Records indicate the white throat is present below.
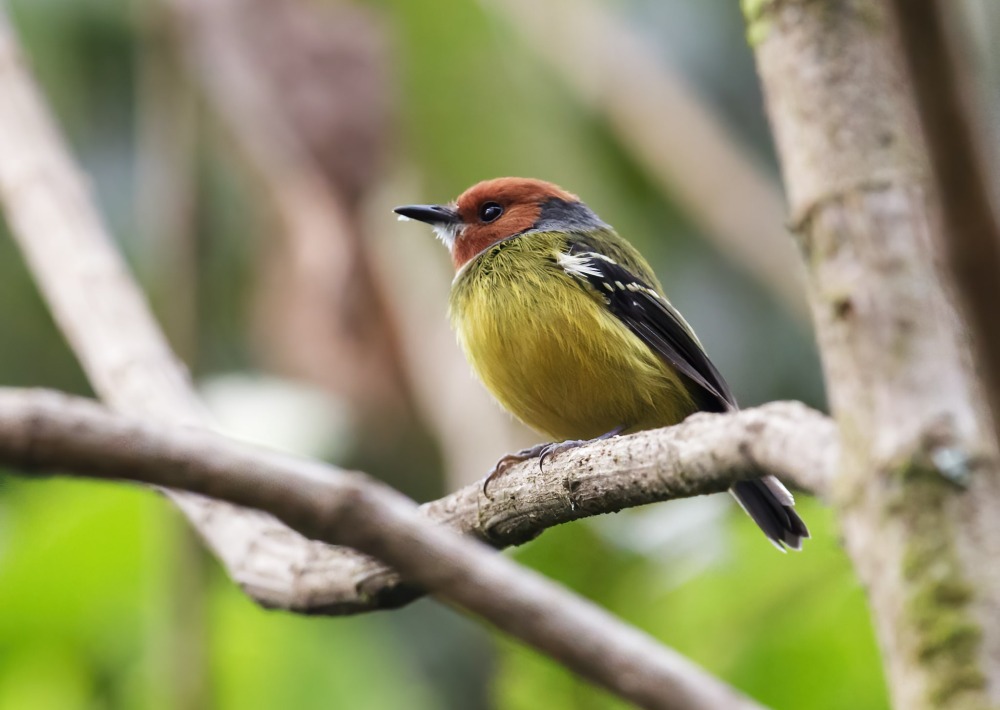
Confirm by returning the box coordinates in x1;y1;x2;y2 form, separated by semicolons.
433;222;462;249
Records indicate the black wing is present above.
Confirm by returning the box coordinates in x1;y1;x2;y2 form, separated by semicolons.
559;242;810;550
562;244;736;413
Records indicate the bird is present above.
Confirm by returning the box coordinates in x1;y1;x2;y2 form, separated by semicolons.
395;177;809;550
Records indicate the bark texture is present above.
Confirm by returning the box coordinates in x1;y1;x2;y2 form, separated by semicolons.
0;388;830;613
746;1;1000;707
0;388;800;710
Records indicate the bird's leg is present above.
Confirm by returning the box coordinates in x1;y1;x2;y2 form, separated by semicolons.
483;426;626;496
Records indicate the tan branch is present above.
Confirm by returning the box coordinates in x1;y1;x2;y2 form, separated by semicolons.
0;388;832;613
0;389;829;710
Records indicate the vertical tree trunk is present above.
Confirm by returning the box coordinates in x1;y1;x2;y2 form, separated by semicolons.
745;1;1000;708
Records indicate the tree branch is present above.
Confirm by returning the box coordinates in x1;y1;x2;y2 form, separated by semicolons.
0;388;832;613
0;3;373;613
0;388;828;710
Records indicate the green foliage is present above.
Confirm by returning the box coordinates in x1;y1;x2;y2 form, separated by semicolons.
495;502;888;710
894;461;985;708
0;476;443;709
209;594;439;710
0;477;162;708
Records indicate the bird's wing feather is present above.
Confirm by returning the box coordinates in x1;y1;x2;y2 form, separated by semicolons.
555;232;809;550
561;239;736;412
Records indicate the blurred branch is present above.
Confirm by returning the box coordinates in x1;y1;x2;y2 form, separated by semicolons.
889;0;1000;444
162;0;411;418
135;10;210;709
0;389;813;710
176;396;833;614
136;1;201;364
0;4;315;612
485;0;808;318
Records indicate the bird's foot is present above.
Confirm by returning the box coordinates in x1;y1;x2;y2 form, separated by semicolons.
482;427;626;496
483;443;556;496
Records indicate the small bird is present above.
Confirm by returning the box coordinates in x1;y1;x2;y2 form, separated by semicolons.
395;178;808;550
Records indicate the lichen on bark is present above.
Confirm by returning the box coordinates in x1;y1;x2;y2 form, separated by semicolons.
893;459;985;707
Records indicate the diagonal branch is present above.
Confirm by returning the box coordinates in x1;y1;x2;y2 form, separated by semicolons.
0;390;834;710
0;4;316;610
0;389;833;613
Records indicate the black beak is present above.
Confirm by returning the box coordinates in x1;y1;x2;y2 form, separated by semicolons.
394;204;460;225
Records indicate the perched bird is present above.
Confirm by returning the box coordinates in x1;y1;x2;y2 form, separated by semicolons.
395;178;808;550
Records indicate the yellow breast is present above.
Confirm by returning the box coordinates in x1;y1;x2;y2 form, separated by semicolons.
449;235;697;441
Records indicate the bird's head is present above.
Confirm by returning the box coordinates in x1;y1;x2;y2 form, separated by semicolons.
394;177;605;269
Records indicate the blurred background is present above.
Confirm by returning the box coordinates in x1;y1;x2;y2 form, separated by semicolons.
11;0;998;708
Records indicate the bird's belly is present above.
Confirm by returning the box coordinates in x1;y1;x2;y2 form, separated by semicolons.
454;279;697;441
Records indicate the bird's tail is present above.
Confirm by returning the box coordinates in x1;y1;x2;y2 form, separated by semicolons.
730;476;810;551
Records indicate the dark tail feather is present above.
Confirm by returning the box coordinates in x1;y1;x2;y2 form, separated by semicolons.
730;476;810;551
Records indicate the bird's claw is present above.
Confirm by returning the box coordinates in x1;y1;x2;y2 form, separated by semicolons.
537;440;586;471
482;439;589;497
483;446;541;497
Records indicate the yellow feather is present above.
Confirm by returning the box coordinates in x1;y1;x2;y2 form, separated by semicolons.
450;232;698;441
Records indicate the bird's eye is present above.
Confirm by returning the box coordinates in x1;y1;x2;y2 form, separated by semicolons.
478;202;504;223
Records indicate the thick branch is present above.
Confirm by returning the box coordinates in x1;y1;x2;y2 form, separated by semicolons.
0;389;832;612
0;389;825;710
